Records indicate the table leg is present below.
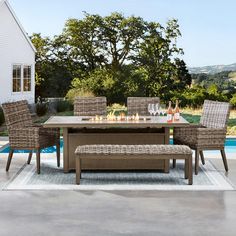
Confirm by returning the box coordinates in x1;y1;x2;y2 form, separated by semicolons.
164;127;170;173
188;155;193;185
63;128;69;173
76;157;81;185
184;158;188;179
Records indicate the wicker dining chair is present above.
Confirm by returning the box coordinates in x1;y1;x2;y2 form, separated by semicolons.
74;97;107;116
173;100;230;175
2;100;60;174
127;97;160;116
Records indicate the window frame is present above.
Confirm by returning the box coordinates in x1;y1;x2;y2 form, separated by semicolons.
12;64;22;94
12;64;33;94
23;65;32;92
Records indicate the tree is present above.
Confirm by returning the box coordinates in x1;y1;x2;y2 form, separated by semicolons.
230;93;236;107
31;33;73;98
135;19;189;100
206;84;227;101
32;13;192;104
63;12;145;72
30;33;50;97
173;59;192;90
182;86;207;108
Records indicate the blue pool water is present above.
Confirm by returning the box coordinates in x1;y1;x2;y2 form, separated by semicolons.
0;141;64;154
0;139;235;154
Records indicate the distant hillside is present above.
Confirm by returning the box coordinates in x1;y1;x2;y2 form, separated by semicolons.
189;63;236;74
229;71;236;81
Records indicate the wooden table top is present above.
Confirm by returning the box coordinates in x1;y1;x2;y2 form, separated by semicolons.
43;116;189;128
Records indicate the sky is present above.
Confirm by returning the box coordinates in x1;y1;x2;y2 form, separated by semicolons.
8;0;236;67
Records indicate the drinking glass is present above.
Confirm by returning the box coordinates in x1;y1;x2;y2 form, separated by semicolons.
159;104;166;116
154;103;160;116
152;104;157;116
148;103;154;116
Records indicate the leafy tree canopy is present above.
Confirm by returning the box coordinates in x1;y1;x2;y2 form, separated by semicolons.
31;12;191;104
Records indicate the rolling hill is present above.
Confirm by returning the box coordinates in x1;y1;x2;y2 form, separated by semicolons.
189;63;236;74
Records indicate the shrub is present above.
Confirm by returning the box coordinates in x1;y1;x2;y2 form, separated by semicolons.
230;94;236;108
36;102;48;116
55;100;73;113
66;86;94;102
0;107;5;125
181;86;207;108
107;103;126;115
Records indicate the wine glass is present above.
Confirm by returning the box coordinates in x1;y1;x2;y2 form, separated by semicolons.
154;103;160;116
152;104;158;116
148;103;154;116
159;104;166;116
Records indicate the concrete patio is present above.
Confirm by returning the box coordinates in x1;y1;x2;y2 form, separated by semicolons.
0;136;8;148
0;147;236;235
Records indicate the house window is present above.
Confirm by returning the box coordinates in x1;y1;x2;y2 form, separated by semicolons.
12;65;21;92
23;65;31;92
12;64;32;92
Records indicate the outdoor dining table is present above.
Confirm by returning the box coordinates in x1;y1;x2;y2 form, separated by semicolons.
43;116;189;173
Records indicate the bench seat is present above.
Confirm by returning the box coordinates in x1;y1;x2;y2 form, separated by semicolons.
75;144;193;185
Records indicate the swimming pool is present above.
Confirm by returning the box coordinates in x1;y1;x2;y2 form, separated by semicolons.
0;138;235;153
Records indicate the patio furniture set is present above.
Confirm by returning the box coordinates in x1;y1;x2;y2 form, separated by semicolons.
1;97;231;186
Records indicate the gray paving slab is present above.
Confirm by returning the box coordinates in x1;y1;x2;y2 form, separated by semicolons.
0;154;236;235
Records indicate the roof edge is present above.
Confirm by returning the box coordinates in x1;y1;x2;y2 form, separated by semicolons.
0;0;6;7
4;0;37;52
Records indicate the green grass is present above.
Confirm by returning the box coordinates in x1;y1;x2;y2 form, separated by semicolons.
0;129;8;136
181;113;201;124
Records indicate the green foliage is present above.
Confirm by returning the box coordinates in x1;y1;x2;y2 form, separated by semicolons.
55;100;73;113
0;107;5;125
65;81;94;102
31;13;236;108
192;71;236;99
230;94;236;107
170;84;228;108
229;71;236;80
31;33;73;98
134;19;191;101
31;13;190;104
188;70;236;107
107;103;127;115
63;12;145;72
66;66;148;104
206;84;227;101
182;86;207;108
181;113;201;124
36;102;48;116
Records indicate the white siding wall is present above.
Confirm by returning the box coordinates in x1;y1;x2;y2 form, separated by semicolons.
0;1;35;104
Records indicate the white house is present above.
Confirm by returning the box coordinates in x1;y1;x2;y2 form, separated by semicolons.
0;0;36;104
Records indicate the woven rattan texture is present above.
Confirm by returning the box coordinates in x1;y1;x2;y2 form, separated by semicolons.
74;97;107;116
75;144;192;155
200;100;230;128
173;100;230;149
127;97;160;116
2;100;33;129
2;100;60;149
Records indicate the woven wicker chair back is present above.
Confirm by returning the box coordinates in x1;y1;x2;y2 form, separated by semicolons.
2;100;33;129
127;97;160;116
200;100;230;129
74;97;107;116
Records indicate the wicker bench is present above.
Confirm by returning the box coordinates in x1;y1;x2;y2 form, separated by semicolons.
75;144;193;185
